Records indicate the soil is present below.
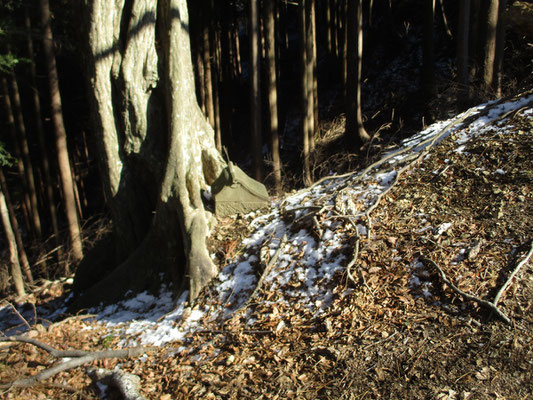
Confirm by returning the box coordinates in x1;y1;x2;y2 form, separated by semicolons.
1;109;532;399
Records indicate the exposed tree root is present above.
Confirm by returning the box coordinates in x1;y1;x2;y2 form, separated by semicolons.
421;240;533;325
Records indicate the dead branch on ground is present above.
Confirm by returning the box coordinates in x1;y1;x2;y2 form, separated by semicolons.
421;241;533;325
0;335;152;390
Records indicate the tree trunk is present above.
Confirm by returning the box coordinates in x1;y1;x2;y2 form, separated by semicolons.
309;0;317;152
0;169;33;284
0;76;32;236
40;0;83;262
264;0;282;193
483;0;499;93
457;0;471;106
250;0;263;181
0;187;25;297
345;0;370;149
300;0;312;186
493;0;507;97
7;71;42;241
202;7;216;132
76;0;225;306
24;6;63;261
422;0;436;100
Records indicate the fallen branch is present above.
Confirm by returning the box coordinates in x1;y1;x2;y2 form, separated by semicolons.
0;335;152;389
493;241;533;306
421;256;511;325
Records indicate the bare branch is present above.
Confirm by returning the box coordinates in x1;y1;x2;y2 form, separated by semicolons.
421;256;511;325
493;241;533;306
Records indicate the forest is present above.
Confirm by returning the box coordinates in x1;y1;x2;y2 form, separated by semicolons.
0;0;532;398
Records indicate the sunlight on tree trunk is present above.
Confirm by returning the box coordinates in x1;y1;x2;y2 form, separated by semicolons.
345;0;370;149
264;0;282;193
77;0;226;305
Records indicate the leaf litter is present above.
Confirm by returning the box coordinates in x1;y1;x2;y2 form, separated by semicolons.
1;92;533;399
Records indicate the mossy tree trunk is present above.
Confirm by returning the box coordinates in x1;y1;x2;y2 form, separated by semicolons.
76;0;225;306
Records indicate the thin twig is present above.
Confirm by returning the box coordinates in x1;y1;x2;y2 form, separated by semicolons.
493;241;533;306
235;235;288;314
5;302;32;331
421;256;511;325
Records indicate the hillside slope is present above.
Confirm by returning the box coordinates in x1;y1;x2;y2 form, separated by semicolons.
1;92;532;399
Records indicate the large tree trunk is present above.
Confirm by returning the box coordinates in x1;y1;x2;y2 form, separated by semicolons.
76;0;225;306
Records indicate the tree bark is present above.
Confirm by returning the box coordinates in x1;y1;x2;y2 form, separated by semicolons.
0;76;32;236
77;0;225;305
0;187;25;297
457;0;471;106
300;0;312;186
483;0;499;93
422;0;436;100
264;0;282;193
345;0;370;149
6;71;42;241
40;0;83;262
0;169;33;284
493;0;507;97
24;6;63;261
250;0;263;181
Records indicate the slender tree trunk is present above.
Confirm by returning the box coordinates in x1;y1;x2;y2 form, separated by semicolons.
7;71;42;240
310;0;318;152
345;0;370;149
483;0;499;93
457;0;471;106
264;0;282;193
0;76;32;235
469;0;482;82
250;0;263;181
422;0;436;100
0;169;33;284
300;0;312;186
40;0;83;262
24;6;63;260
202;8;216;131
0;188;25;297
493;0;507;97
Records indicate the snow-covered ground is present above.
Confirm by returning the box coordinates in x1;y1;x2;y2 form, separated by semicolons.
2;93;532;348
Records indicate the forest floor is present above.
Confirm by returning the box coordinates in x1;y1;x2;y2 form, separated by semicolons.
1;93;532;399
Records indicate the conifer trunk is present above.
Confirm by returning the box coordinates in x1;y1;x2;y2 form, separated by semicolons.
40;0;83;262
250;0;263;181
264;0;282;192
0;188;25;297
